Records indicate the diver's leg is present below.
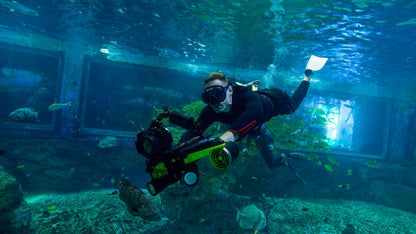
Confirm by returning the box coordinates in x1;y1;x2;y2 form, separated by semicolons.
290;81;310;112
267;81;310;115
254;125;284;169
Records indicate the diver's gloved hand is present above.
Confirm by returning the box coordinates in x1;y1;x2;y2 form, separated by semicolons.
305;69;313;78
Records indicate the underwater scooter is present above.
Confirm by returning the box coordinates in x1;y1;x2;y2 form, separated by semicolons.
135;107;239;196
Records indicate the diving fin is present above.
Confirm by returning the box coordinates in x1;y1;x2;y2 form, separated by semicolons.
306;55;328;71
284;161;306;185
236;209;241;222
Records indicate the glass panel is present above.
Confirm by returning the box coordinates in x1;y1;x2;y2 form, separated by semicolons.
82;58;202;132
271;93;390;158
302;95;388;155
0;47;60;125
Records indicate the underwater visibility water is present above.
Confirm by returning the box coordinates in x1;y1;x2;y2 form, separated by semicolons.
0;0;415;233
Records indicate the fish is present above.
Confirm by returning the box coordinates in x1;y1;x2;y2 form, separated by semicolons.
314;108;326;115
0;67;43;87
309;132;327;140
123;97;146;105
48;102;71;111
347;169;353;176
312;141;330;150
327;156;340;166
9;107;39;121
112;177;162;221
0;0;38;16
305;153;319;160
236;205;266;233
312;116;327;125
300;206;308;211
98;136;118;148
366;160;381;168
17;165;25;169
324;164;333;173
314;161;322;167
154;47;181;58
49;206;56;211
299;133;314;141
339;184;351;190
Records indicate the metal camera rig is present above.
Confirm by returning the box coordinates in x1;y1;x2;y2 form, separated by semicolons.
135;107;239;196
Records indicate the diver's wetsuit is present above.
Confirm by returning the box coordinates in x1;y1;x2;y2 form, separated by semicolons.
182;80;310;169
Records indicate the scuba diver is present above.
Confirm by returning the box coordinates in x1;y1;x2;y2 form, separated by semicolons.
135;56;327;195
180;68;315;171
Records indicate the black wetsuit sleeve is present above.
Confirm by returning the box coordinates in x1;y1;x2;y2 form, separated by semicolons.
228;92;264;141
179;106;215;143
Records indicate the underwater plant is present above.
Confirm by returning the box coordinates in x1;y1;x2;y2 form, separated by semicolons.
181;101;206;120
179;101;224;137
153;101;225;143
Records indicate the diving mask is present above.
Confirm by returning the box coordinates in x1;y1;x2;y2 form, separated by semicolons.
201;85;229;105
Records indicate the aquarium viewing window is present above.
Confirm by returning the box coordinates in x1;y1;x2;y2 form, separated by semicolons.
78;56;203;136
0;43;64;135
287;94;392;159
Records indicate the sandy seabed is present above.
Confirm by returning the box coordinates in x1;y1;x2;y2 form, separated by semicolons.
25;189;416;234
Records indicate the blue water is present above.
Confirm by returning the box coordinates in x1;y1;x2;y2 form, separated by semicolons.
0;0;414;91
0;1;416;233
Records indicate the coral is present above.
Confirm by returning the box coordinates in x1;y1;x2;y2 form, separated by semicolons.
113;177;162;221
181;101;206;121
0;166;23;211
26;190;168;233
0;166;31;233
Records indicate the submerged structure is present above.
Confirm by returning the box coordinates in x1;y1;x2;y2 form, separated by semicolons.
0;0;415;233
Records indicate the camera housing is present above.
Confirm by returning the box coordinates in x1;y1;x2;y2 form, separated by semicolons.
135;127;173;158
135;107;239;196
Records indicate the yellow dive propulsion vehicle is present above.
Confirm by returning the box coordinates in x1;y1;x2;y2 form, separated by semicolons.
135;107;239;196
